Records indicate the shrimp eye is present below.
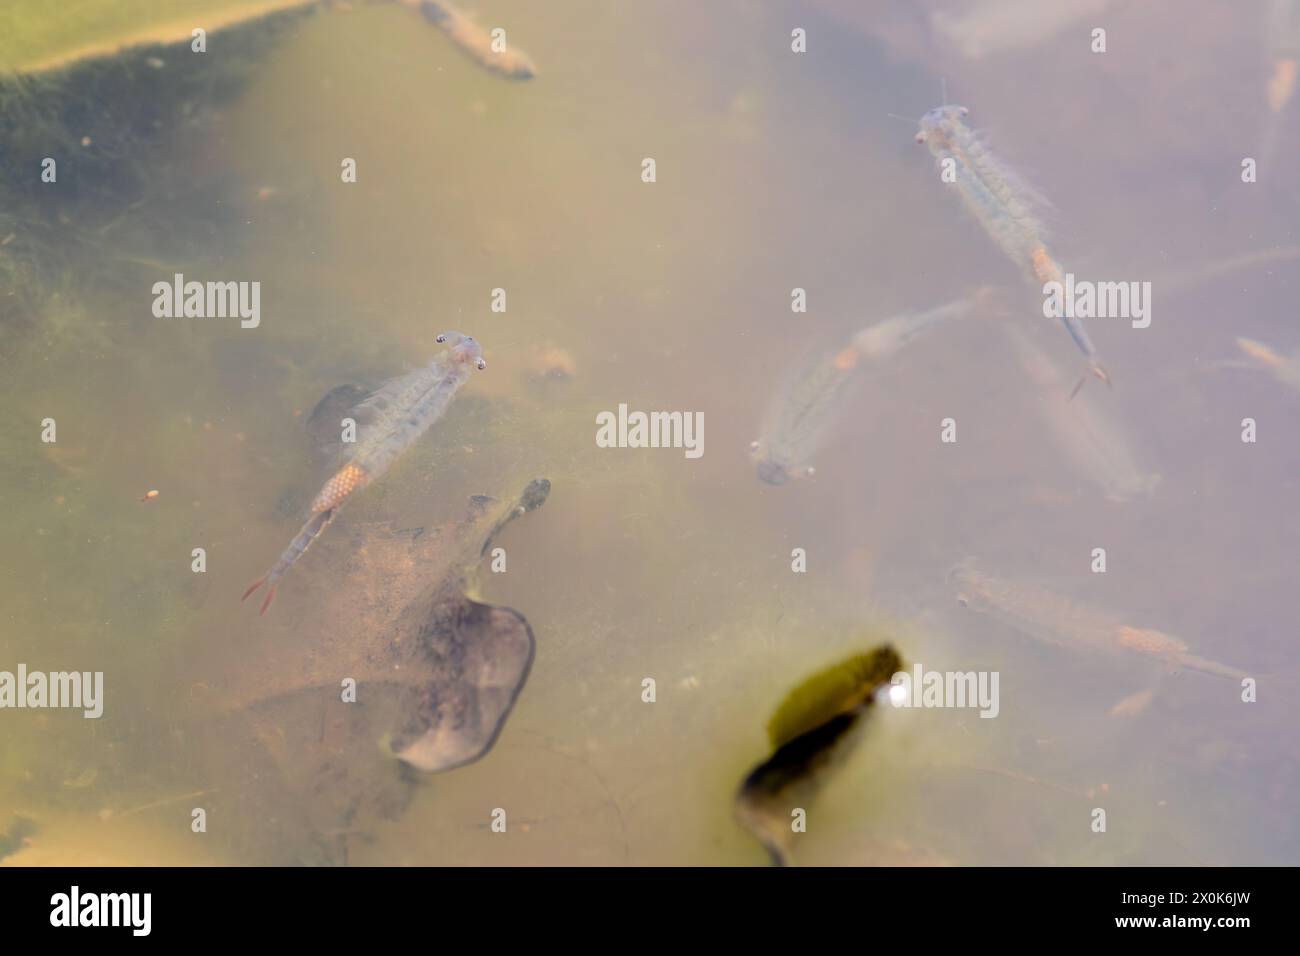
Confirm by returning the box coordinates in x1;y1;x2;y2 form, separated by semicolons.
915;132;926;144
466;336;474;342
476;358;487;370
436;334;447;343
749;440;760;451
958;106;969;117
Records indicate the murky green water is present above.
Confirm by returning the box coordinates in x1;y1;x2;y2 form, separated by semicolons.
2;0;1298;865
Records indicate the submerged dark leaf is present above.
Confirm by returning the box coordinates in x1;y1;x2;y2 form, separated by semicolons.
389;599;535;773
735;644;902;866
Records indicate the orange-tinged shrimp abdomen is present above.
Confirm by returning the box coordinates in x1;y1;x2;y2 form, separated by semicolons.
1236;337;1284;368
1030;247;1060;285
311;462;369;513
832;346;861;372
1269;58;1298;114
1116;625;1188;656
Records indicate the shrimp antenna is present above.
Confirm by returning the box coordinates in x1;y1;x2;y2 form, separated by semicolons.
885;112;915;124
940;76;949;107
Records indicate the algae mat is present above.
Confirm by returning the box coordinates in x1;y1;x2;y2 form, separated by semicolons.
0;0;318;74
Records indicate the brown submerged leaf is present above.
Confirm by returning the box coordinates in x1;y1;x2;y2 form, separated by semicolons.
735;644;902;867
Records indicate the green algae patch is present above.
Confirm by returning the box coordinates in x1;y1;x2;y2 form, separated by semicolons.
0;0;317;75
0;4;310;360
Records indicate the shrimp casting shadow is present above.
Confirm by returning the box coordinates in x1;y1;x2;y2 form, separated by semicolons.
199;354;551;860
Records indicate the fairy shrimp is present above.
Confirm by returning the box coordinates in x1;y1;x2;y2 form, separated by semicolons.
404;0;538;80
1237;337;1286;368
949;560;1250;680
750;294;988;485
242;332;486;613
1232;336;1300;391
915;104;1109;392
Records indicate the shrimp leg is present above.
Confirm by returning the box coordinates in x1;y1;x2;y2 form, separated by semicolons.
241;509;337;615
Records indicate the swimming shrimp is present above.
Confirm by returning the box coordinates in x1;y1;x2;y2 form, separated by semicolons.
950;560;1250;681
750;293;989;484
916;104;1109;394
242;332;486;613
403;0;538;80
1233;336;1300;392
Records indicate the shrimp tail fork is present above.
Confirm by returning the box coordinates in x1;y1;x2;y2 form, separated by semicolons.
1069;361;1112;401
241;509;336;614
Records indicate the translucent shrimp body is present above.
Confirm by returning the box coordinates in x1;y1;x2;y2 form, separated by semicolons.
917;105;1107;386
411;0;538;80
950;560;1249;679
243;332;485;613
917;106;1049;267
751;296;982;485
1236;337;1300;392
345;332;485;486
950;560;1117;654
